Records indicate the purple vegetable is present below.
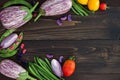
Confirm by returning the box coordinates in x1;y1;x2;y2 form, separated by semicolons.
41;0;72;16
0;33;18;49
60;16;67;21
59;56;64;63
0;2;39;29
68;14;72;21
46;54;54;59
57;19;62;26
51;59;63;77
35;0;72;21
0;59;36;80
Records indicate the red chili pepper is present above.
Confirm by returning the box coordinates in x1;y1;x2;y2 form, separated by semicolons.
18;35;23;40
100;3;108;11
62;56;76;77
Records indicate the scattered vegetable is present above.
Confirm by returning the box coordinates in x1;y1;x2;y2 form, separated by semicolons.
51;59;63;77
72;0;94;16
0;2;39;29
100;3;108;11
0;59;36;80
0;30;24;58
77;0;88;5
46;54;54;59
62;56;76;77
2;0;32;9
34;0;72;21
0;33;18;49
59;56;64;63
57;19;62;26
87;0;100;11
28;57;64;80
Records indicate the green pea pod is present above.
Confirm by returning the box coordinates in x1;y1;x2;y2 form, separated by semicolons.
7;32;23;52
2;0;32;9
0;49;17;58
0;29;16;42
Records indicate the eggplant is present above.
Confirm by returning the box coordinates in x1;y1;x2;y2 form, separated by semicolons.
0;59;36;80
0;33;18;49
35;0;72;21
0;2;39;29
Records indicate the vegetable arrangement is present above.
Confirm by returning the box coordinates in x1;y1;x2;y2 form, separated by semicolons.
28;56;76;80
0;29;23;58
0;59;36;80
0;2;39;29
0;0;109;79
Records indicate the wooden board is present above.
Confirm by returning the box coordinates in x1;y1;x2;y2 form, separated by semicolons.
0;0;120;80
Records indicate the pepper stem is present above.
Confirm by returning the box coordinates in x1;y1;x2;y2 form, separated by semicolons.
30;2;39;13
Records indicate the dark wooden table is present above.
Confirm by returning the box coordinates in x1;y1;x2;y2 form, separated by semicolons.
0;0;120;80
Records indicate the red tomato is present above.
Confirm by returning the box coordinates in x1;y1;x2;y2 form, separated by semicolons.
62;59;75;77
100;3;107;11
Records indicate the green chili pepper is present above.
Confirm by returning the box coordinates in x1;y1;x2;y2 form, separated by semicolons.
2;0;32;9
0;29;16;42
0;49;18;58
7;32;23;52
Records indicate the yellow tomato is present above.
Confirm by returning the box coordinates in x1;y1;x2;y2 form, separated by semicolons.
88;0;100;11
77;0;88;5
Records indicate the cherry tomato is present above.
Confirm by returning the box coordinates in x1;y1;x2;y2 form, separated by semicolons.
62;56;76;77
100;3;107;11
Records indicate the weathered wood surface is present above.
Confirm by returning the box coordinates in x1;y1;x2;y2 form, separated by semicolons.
0;0;120;80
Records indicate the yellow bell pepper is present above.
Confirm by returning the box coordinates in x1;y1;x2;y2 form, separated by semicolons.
77;0;88;5
87;0;100;11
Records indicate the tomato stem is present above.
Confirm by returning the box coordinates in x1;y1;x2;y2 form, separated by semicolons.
69;56;75;60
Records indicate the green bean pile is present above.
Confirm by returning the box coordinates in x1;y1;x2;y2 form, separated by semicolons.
28;57;64;80
72;0;94;16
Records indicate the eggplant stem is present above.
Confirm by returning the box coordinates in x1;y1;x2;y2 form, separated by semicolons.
30;2;39;13
34;11;42;22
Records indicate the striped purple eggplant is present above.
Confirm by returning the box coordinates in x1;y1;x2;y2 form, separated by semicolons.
35;0;72;21
0;59;36;80
0;33;18;49
0;2;39;29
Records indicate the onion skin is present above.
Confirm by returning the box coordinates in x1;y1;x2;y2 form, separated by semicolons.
0;59;26;79
41;0;72;16
0;6;29;29
0;33;18;49
51;59;63;77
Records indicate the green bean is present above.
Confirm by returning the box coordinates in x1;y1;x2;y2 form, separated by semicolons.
0;29;16;42
2;0;32;9
29;63;44;80
33;63;53;80
44;58;52;70
0;49;17;58
71;7;79;15
36;57;52;72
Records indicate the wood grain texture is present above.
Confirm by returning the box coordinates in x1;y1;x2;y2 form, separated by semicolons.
0;0;120;80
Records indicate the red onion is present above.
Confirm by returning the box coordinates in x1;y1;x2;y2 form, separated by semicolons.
51;59;63;77
46;54;54;59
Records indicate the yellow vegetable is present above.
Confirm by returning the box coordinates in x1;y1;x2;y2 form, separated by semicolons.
77;0;88;5
88;0;100;11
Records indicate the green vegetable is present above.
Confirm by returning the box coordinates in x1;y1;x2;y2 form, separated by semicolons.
17;72;36;80
72;0;94;16
28;57;63;80
0;29;16;42
7;32;24;52
0;50;18;58
2;0;32;9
